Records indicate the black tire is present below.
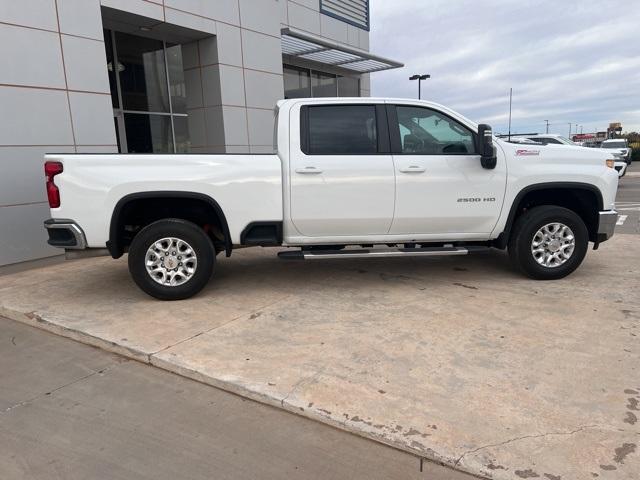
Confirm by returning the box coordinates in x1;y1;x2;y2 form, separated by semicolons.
128;218;215;300
508;206;588;280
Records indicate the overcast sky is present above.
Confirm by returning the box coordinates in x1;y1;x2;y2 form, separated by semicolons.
370;0;640;135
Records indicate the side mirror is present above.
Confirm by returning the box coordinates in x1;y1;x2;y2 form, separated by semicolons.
478;124;497;169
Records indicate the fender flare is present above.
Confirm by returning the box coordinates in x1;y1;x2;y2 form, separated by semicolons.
107;191;232;258
494;182;603;249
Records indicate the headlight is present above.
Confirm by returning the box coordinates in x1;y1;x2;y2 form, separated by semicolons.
606;159;615;168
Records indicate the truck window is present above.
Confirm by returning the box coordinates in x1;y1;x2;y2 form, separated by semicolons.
305;105;378;155
393;106;475;155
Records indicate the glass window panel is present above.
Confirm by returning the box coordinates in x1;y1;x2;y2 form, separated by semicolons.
307;105;377;155
337;76;360;97
115;32;170;112
104;29;119;108
123;113;173;153
395;106;476;155
114;116;122;152
284;65;311;99
173;116;190;153
166;44;187;114
311;71;337;97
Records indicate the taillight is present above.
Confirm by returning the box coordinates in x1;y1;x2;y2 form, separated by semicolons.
45;161;63;208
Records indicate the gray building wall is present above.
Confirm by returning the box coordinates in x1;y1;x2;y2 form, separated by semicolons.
0;0;372;266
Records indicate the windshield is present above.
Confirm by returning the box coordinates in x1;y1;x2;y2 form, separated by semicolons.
602;141;626;148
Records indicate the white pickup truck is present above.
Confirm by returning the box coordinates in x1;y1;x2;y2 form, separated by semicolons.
43;98;619;300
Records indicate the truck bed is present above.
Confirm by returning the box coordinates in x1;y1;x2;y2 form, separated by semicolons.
45;153;283;247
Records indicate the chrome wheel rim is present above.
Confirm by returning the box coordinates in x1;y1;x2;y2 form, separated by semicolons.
145;237;197;286
531;222;575;268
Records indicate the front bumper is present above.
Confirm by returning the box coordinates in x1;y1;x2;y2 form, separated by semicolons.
44;219;87;249
596;210;617;243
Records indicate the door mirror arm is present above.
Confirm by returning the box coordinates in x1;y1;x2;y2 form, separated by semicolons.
477;124;497;169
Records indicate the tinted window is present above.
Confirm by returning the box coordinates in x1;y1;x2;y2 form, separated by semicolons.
394;106;475;154
123;113;173;153
311;71;337;97
284;65;311;99
115;32;170;112
307;105;377;155
338;76;360;97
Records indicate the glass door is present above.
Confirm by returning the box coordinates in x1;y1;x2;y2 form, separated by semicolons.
104;29;189;153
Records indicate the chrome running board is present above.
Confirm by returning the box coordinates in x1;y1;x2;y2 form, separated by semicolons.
278;246;483;260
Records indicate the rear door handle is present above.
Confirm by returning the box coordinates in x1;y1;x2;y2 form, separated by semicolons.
399;165;426;173
295;167;323;174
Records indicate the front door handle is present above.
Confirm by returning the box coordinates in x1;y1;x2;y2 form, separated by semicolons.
295;166;323;174
399;165;426;173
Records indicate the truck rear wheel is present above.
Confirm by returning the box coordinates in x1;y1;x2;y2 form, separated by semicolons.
128;218;215;300
508;206;588;280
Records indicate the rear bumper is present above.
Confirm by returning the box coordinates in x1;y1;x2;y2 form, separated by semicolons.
596;210;617;243
44;219;87;249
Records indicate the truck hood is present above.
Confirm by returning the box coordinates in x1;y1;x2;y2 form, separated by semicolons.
496;139;611;165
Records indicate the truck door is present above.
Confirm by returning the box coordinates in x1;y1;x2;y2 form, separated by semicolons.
387;104;506;235
289;104;395;237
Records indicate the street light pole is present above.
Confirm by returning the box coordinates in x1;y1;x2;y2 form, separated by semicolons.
409;74;430;100
544;119;549;134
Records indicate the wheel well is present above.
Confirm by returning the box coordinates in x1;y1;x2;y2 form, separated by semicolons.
108;192;231;258
498;186;602;247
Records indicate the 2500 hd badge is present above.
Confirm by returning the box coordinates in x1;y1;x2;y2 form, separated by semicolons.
457;197;496;203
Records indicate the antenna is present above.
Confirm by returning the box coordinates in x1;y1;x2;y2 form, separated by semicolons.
508;88;512;141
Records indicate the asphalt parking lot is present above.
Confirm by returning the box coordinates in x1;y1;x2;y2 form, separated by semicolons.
615;161;640;234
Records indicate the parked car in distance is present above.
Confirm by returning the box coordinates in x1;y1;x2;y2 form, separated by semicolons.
504;134;578;146
601;139;632;164
43;98;619;300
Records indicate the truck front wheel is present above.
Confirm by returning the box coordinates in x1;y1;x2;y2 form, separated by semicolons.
508;206;588;280
128;219;215;300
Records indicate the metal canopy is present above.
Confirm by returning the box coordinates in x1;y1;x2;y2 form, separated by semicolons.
281;27;403;73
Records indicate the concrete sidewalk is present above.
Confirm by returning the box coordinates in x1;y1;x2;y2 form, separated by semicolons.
1;235;638;479
1;318;474;480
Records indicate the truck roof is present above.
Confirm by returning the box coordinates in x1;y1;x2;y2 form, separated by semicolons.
276;97;479;130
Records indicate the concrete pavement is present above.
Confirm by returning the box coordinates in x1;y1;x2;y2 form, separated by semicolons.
616;161;640;234
1;232;638;480
0;317;473;480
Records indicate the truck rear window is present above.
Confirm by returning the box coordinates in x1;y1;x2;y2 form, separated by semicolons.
304;105;378;155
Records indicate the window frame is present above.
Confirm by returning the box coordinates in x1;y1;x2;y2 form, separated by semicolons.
387;105;479;156
300;104;390;156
